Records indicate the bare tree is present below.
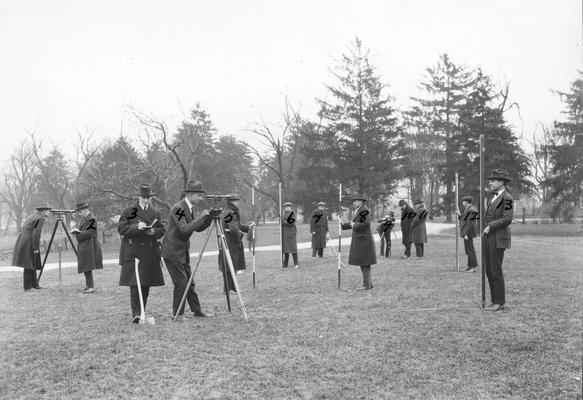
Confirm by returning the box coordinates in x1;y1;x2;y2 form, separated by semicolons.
0;140;39;230
244;98;303;204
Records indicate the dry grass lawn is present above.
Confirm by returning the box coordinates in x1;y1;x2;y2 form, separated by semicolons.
0;225;581;399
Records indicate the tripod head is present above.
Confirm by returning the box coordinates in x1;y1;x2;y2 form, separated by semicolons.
205;194;230;219
50;209;76;220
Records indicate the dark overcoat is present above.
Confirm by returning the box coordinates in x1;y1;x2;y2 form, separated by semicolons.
161;199;212;265
219;203;249;272
12;212;45;270
459;204;478;239
341;204;377;266
309;209;328;249
281;210;297;253
485;190;513;249
74;212;103;273
118;202;166;287
411;206;428;244
400;205;415;244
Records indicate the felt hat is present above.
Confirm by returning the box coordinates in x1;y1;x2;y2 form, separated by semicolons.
137;184;155;197
351;195;367;202
183;180;205;193
487;169;511;182
317;201;326;206
35;203;52;211
283;202;294;208
398;200;408;207
461;196;473;203
74;202;90;211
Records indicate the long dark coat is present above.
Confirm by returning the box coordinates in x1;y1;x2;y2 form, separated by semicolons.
161;199;212;264
12;212;45;270
341;204;377;266
411;206;428;244
485;190;513;249
309;209;328;249
219;203;249;272
118;202;166;287
281;210;297;253
400;205;415;244
459;204;478;239
74;212;103;274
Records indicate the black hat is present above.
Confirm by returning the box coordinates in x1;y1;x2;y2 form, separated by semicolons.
283;202;294;208
487;169;511;182
137;184;155;197
35;203;52;211
227;194;240;201
398;200;408;207
75;202;90;211
183;180;205;193
351;195;367;202
461;196;473;203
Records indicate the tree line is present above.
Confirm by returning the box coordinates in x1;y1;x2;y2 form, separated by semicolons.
1;38;581;231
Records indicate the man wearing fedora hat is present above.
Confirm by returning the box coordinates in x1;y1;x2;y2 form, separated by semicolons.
219;194;254;293
341;195;377;290
482;169;514;312
282;202;299;268
71;202;103;293
118;184;166;323
398;200;415;259
456;195;478;272
310;201;330;258
12;204;52;291
161;180;215;320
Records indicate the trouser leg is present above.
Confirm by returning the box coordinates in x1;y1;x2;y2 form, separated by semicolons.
292;253;298;266
415;243;423;257
165;259;202;316
23;269;37;290
404;243;411;257
283;253;289;268
485;235;505;305
317;248;323;257
464;239;477;268
312;248;317;257
360;265;372;288
130;286;150;317
84;271;94;288
379;234;385;256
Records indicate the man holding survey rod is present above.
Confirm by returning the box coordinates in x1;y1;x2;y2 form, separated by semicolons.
118;184;166;324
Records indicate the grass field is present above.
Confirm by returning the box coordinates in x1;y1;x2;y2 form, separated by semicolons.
0;225;581;399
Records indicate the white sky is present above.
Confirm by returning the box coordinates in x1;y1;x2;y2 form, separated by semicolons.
0;0;580;163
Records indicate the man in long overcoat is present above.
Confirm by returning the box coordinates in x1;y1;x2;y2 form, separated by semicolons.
398;200;415;259
281;202;298;268
310;201;330;258
411;200;428;258
118;184;166;323
219;194;253;293
341;195;377;290
482;169;514;312
72;202;103;293
12;204;51;291
457;195;478;272
161;181;214;320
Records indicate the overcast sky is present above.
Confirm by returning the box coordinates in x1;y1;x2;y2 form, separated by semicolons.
0;0;580;164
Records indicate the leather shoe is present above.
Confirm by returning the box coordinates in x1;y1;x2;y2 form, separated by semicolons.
356;285;373;290
132;315;141;324
484;303;504;311
33;286;45;290
193;311;213;318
